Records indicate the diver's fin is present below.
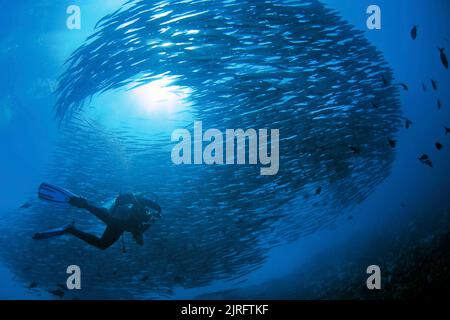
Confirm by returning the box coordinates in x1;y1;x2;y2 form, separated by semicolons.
32;223;74;240
38;183;79;203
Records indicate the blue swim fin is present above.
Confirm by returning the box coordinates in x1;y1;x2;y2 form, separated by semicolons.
32;223;74;240
38;183;79;203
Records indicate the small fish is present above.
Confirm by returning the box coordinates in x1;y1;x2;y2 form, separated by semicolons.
445;127;450;135
48;289;65;298
381;75;389;87
174;275;185;284
56;283;67;291
349;146;361;154
28;282;38;289
141;275;149;282
439;48;448;69
411;25;418;40
436;142;443;150
397;83;409;91
437;99;442;109
405;119;413;129
422;160;433;168
418;154;433;168
431;79;438;91
315;186;322;195
422;83;427;91
20;202;31;209
371;101;379;109
234;217;244;224
389;140;397;148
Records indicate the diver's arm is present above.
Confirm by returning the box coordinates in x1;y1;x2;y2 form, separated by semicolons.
131;222;151;246
137;197;162;214
115;193;136;206
133;232;144;246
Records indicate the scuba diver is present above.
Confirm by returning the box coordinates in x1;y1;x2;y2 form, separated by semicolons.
33;183;161;250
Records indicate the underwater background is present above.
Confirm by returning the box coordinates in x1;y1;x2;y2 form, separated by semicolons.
0;0;449;299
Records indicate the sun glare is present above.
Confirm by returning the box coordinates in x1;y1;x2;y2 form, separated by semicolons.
127;78;191;115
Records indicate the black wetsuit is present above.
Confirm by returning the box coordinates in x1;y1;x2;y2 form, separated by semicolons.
67;194;161;250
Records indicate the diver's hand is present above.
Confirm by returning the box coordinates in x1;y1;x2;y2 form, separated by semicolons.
133;232;144;246
69;196;88;209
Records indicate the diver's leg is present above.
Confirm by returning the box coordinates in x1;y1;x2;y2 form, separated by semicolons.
32;222;75;240
69;197;114;225
67;226;122;250
84;204;114;225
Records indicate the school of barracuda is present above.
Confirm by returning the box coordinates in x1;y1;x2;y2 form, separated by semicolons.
0;0;401;298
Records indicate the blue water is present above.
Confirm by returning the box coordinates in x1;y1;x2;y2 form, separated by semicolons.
0;0;449;299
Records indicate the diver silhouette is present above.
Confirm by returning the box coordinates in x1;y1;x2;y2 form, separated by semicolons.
33;183;161;250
